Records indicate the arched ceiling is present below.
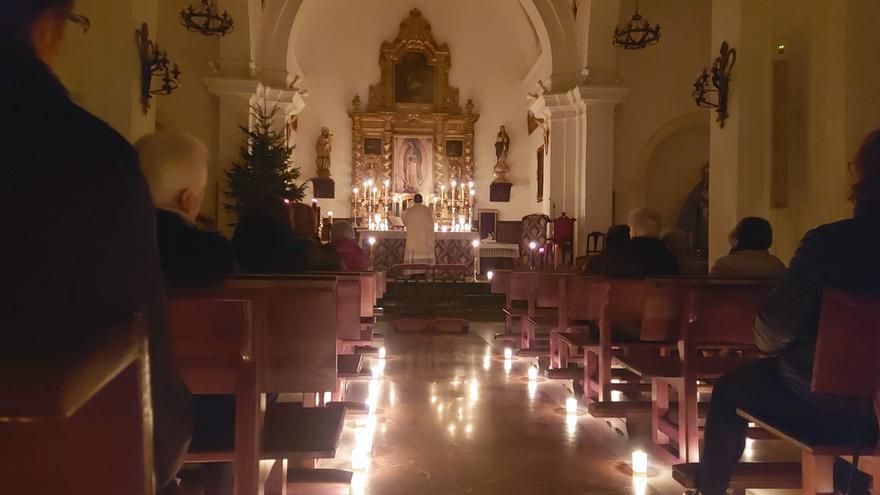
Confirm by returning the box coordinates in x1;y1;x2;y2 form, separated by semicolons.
255;0;577;89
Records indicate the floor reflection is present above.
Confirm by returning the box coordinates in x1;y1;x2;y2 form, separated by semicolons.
319;321;678;494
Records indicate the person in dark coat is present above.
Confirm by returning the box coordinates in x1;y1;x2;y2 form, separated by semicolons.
603;208;679;278
232;194;310;274
584;224;630;275
695;130;880;495
0;2;192;493
289;201;344;271
136;131;236;287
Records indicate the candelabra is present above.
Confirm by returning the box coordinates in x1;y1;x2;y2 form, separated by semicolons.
351;179;391;230
432;180;475;232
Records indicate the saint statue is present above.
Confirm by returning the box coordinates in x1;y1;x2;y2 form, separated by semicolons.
676;163;710;260
315;127;332;177
493;125;511;182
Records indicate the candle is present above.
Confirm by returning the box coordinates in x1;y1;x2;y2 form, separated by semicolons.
631;451;648;475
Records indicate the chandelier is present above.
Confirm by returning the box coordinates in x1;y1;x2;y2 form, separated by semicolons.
612;1;661;50
180;0;234;36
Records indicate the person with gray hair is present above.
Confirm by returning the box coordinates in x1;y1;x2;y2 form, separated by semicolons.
136;131;236;287
603;208;679;278
330;220;371;270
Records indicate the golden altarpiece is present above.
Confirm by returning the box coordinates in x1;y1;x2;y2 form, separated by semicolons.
349;9;479;230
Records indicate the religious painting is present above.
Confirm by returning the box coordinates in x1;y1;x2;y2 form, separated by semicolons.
394;52;435;104
364;137;382;155
393;136;434;195
446;140;463;157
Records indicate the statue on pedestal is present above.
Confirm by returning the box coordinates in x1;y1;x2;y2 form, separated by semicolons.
493;125;511;183
315;127;333;177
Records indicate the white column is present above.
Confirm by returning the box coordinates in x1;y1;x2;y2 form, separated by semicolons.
536;85;628;256
204;77;306;234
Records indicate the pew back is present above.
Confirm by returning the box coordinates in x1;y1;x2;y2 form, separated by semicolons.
0;316;154;494
813;289;880;399
490;269;511;295
535;272;570;308
566;276;606;321
686;279;774;345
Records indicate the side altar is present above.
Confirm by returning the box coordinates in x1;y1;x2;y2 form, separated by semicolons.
348;9;480;232
359;230;479;273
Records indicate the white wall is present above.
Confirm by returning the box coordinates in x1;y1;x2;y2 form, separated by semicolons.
646;124;710;231
612;0;712;224
157;0;221;220
289;0;544;221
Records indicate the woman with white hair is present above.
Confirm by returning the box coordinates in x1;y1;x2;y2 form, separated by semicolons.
603;208;679;278
136;130;236;287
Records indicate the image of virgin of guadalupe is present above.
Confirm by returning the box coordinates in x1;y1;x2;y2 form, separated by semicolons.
402;139;423;193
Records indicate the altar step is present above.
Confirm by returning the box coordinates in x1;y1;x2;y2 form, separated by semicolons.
378;281;505;322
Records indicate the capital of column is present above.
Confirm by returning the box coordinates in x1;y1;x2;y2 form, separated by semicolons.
203;76;307;115
572;85;630;112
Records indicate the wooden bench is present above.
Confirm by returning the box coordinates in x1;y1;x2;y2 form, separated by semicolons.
499;271;534;340
616;278;772;462
0;315;155;494
549;275;604;369
521;271;572;350
168;275;348;495
735;289;880;494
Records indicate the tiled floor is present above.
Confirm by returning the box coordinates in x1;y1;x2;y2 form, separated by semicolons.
321;321;693;495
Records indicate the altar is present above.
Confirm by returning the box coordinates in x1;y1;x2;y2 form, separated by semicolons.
359;230;479;273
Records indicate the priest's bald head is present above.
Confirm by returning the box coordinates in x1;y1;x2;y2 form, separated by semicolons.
414;194;424;204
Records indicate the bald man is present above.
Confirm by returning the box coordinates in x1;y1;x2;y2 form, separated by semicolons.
136;131;236;287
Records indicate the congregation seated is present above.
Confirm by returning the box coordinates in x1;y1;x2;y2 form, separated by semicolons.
290;202;344;271
583;224;630;275
0;3;193;492
602;208;679;278
694;129;880;495
136;131;236;287
662;228;707;276
330;220;371;270
231;194;310;273
710;217;786;278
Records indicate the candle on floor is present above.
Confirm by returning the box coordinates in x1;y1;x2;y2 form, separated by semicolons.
378;347;387;359
527;365;538;381
566;397;578;414
503;347;513;359
487;271;494;281
631;450;648;475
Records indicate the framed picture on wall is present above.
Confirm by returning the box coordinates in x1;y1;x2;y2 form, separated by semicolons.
364;137;382;155
446;140;463;157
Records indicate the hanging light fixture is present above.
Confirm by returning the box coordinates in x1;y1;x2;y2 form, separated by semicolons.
180;0;234;36
613;1;661;50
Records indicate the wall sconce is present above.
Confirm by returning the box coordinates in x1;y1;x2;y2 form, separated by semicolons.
693;41;737;128
135;23;181;113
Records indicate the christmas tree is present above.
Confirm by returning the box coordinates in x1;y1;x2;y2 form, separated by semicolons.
224;104;307;217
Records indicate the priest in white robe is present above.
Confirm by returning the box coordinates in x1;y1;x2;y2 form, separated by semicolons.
403;193;435;264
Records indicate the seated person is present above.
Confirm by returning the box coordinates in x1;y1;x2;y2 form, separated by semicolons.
710;217;786;278
232;194;308;273
330;220;370;270
583;224;630;275
1;3;192;493
136;131;236;287
603;208;679;278
661;229;707;276
695;129;880;495
289;202;343;271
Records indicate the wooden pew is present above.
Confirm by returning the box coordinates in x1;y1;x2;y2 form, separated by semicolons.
616;278;772;462
549;275;605;371
734;289;880;494
168;275;347;495
520;271;572;352
500;271;533;342
0;315;155;494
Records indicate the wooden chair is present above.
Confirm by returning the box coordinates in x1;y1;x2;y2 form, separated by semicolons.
736;289;880;494
586;231;605;256
0;315;155;495
618;279;772;461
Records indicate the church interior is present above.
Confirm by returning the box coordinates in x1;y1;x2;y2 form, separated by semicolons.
2;1;880;494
